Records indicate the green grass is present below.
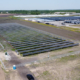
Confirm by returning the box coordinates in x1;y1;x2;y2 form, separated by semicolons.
53;46;72;52
50;47;74;57
25;20;80;33
11;48;16;51
9;16;19;20
20;53;23;56
60;26;80;33
59;54;80;62
68;51;74;53
68;34;74;37
23;20;58;28
72;25;80;27
4;16;80;33
43;71;50;75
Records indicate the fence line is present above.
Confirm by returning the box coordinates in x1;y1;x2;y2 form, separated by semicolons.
1;50;80;69
0;58;7;70
16;50;80;67
40;50;80;63
0;43;4;50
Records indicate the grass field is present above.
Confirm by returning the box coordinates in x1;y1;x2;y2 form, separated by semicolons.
60;26;80;33
73;25;80;27
25;20;80;33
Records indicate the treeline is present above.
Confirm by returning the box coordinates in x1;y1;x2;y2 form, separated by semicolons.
9;10;52;14
1;10;80;15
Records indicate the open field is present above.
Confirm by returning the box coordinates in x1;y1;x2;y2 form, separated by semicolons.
60;26;80;32
0;14;15;17
25;20;80;32
27;54;80;80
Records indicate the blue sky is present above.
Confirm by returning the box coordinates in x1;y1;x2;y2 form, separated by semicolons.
0;0;80;10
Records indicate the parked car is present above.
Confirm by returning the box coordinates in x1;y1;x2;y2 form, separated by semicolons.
61;23;65;25
26;74;34;80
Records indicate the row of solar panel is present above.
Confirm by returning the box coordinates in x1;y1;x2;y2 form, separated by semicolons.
9;39;65;45
11;41;74;52
40;16;80;21
64;20;80;24
11;41;69;48
17;43;74;53
0;29;53;42
11;41;73;49
22;43;79;56
8;36;61;42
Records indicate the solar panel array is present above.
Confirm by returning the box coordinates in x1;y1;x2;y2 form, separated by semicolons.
0;23;79;56
40;16;80;21
64;20;80;24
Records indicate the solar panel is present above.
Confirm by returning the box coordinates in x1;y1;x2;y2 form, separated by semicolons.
0;23;79;56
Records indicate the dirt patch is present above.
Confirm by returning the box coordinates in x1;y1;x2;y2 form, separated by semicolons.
0;52;5;60
9;70;22;80
0;66;5;80
0;14;14;17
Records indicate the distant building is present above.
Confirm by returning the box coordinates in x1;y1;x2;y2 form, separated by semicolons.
55;12;76;14
70;13;80;16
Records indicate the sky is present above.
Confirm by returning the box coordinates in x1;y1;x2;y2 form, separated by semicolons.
0;0;80;10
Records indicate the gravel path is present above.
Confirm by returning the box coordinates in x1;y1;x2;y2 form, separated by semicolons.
8;51;37;80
